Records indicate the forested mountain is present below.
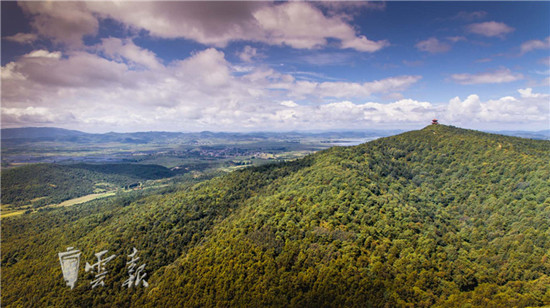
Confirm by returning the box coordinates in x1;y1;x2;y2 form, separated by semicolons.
1;163;175;208
2;125;549;307
1;126;399;145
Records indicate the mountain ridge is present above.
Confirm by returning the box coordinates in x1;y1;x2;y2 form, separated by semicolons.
2;125;548;141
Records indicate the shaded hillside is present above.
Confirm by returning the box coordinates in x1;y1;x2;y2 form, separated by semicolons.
1;163;175;208
2;125;549;307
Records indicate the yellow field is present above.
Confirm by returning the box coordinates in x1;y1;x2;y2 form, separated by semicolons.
53;192;117;207
1;210;26;218
1;191;117;218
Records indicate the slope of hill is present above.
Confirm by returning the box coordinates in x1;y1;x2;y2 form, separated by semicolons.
1;127;89;139
1;125;549;307
1;163;175;208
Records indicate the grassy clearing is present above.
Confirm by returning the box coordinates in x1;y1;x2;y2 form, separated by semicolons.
1;191;117;218
1;210;26;218
53;191;117;208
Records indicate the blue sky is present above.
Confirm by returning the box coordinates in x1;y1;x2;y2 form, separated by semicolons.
1;1;549;133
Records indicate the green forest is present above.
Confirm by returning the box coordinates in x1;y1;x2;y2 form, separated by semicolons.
1;163;175;208
2;125;549;307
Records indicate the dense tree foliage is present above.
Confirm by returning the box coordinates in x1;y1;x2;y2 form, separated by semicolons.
2;125;549;307
1;163;175;208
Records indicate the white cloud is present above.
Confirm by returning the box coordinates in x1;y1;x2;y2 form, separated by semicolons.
520;37;550;54
280;100;298;108
2;106;76;125
174;48;232;88
18;2;98;46
341;36;389;52
252;2;388;52
416;38;451;54
466;21;514;38
1;49;134;108
23;50;62;59
290;75;422;99
3;33;38;44
88;2;264;47
518;87;549;99
255;99;436;129
358;99;435;123
97;38;162;69
18;1;388;53
539;57;550;66
238;46;260;63
451;68;523;85
0;45;421;131
445;88;549;124
446;36;466;43
3;46;546;132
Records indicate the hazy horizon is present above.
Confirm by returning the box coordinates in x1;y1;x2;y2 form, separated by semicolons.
2;125;549;136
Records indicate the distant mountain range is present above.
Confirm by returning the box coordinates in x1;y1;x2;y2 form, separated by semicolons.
1;127;88;139
2;126;549;143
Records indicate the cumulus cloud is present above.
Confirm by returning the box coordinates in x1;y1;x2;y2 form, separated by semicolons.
1;48;136;112
290;75;422;99
1;46;422;131
3;45;545;132
466;21;514;38
8;50;130;88
252;2;388;52
280;100;298;108
23;50;62;59
249;99;436;130
451;68;523;85
445;88;549;124
416;38;451;54
96;38;162;69
2;107;76;125
88;1;264;47
15;1;389;53
322;99;435;123
520;37;550;54
18;2;98;46
3;32;38;44
238;46;260;63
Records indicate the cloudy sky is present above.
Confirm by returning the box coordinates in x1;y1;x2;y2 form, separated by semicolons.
1;1;549;133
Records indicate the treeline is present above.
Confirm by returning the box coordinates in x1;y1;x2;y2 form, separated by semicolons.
1;125;549;307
